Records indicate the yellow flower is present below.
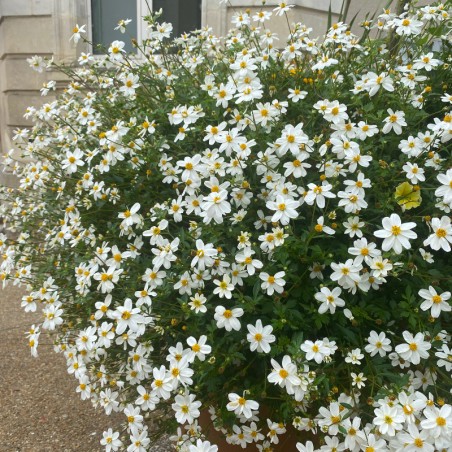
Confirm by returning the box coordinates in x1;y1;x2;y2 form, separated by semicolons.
395;182;421;211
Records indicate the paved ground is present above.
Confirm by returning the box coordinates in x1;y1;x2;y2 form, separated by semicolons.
0;284;171;451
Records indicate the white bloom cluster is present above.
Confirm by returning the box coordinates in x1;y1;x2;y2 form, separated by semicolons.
1;2;451;451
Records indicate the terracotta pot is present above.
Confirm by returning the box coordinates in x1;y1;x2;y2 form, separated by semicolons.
199;410;304;451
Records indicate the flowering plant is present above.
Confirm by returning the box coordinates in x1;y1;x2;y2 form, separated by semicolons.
1;1;452;451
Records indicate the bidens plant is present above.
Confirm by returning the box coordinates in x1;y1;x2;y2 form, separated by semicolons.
1;1;452;451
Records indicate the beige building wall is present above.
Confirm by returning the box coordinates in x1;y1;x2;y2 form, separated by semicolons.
0;0;433;185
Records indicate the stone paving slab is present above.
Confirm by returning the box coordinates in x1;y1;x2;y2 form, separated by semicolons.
0;284;171;451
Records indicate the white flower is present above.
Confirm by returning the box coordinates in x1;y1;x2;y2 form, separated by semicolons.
315;287;344;314
201;190;231;224
151;365;172;400
127;427;150;451
172;392;201;424
114;18;132;33
151;238;180;270
348;238;380;265
259;271;286;295
246;319;275;353
413;52;441;71
214;306;244;331
403;162;425;184
423;216;452;251
369;256;393;278
288;88;307;102
189;439;218;452
296;441;315;452
382;109;407;135
395;331;431;365
418;286;451;318
351;372;367;389
168;356;194;389
94;266;124;294
124;404;144;430
226;393;259;419
435;169;452;205
119;73;140;97
273;1;294;15
365;330;392;357
70;24;86;44
345;348;364;365
373;404;404;436
136;385;158;411
62;149;85;174
330;259;362;289
343;216;365;238
393;16;424;36
365;72;394;96
397;424;434;452
235;248;263;276
337;191;368;213
314;216;335;235
266;195;300;225
27;55;47;72
374;213;417;254
186;335;211;362
100;428;123;452
304;183;336;208
317;402;344;436
108;40;125;60
213;274;235;299
435;344;452;372
420;405;452;438
118;203;141;228
268;355;301;389
419;248;434;263
110;298;147;335
188;293;207;313
300;339;330;364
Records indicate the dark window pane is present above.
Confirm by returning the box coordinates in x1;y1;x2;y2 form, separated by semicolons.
153;0;201;37
91;0;137;54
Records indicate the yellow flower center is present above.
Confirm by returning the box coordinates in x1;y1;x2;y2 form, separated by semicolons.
122;311;131;320
391;225;401;235
432;295;442;304
223;309;232;318
436;417;446;426
279;369;288;379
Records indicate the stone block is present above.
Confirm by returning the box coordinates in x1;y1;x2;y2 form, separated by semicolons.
0;0;53;17
1;58;48;92
0;16;54;55
3;92;47;126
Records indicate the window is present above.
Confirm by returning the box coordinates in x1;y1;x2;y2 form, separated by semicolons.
91;0;138;54
153;0;202;36
90;0;202;54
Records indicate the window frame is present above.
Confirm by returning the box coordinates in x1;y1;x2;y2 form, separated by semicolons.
85;0;151;58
